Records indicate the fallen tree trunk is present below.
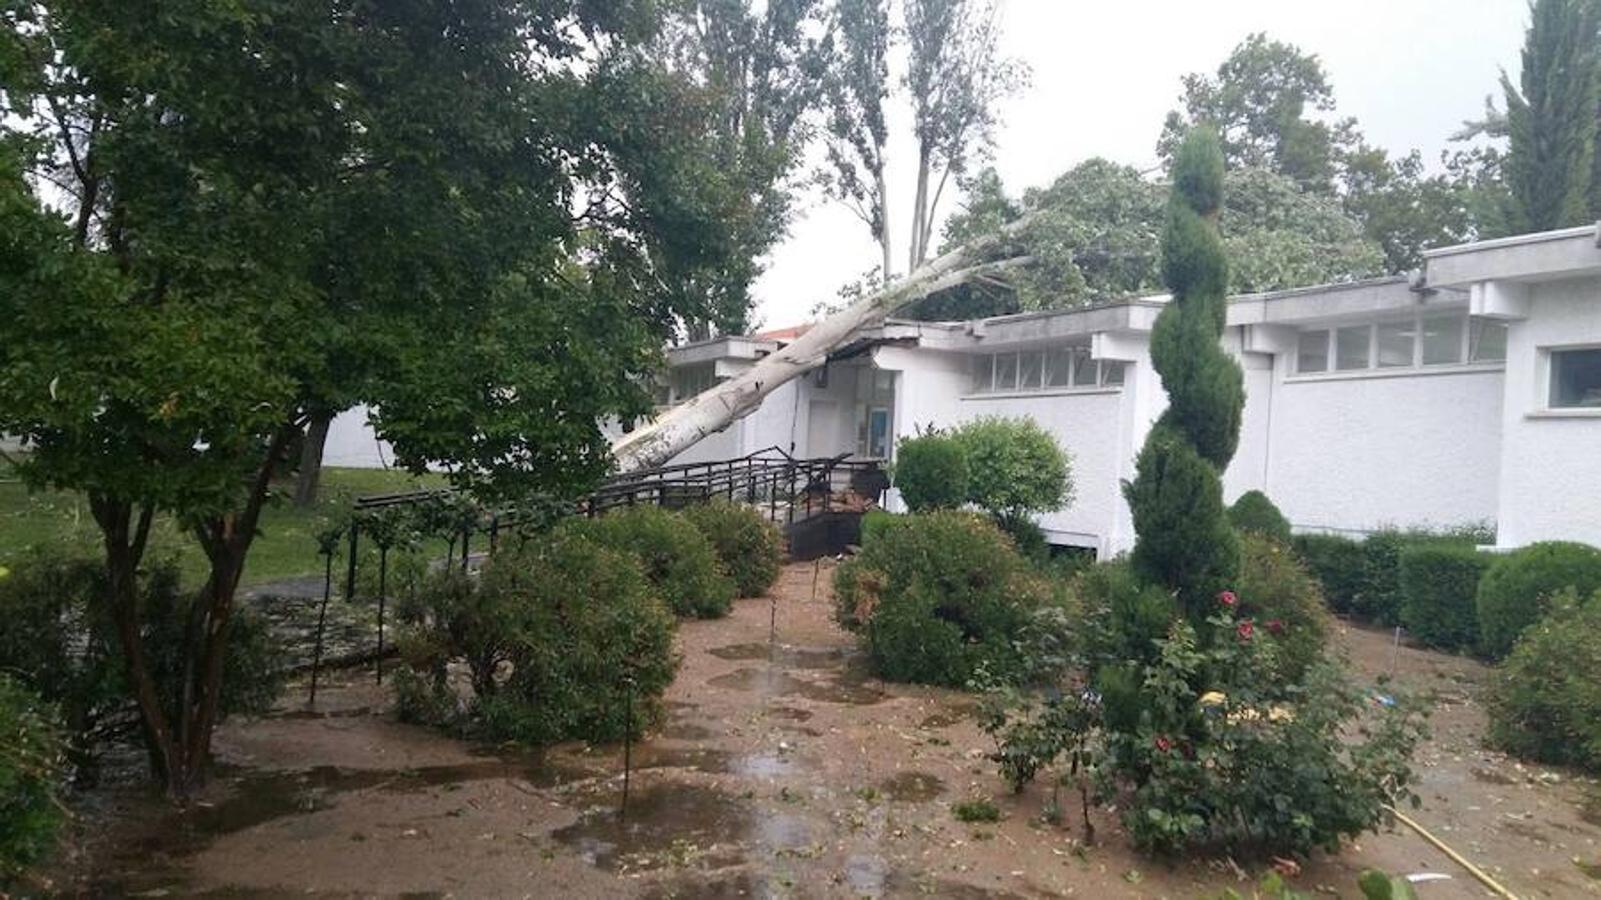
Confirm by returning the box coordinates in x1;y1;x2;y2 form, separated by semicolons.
611;220;1033;472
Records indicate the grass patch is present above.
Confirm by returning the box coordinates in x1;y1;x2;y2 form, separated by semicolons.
0;464;442;586
952;798;1001;823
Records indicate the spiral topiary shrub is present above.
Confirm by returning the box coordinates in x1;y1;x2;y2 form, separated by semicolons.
892;432;970;512
1476;540;1601;659
680;499;785;597
1486;588;1601;770
1229;490;1291;543
558;505;736;618
832;510;1051;686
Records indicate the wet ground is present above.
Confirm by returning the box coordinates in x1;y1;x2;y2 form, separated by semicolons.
42;561;1601;898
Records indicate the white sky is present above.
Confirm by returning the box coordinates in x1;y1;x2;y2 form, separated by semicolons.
749;0;1529;330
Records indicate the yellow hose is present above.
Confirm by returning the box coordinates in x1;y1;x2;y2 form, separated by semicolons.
1384;805;1519;900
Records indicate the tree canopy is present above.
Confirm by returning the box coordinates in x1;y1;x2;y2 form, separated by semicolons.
1501;0;1601;231
0;0;789;794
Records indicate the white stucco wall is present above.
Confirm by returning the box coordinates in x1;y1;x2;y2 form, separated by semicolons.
1494;277;1601;548
1259;359;1504;535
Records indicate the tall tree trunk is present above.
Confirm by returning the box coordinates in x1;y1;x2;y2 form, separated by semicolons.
611;219;1035;472
908;145;932;269
876;165;894;281
294;409;333;508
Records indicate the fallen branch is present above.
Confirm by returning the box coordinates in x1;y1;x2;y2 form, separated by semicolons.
611;221;1035;472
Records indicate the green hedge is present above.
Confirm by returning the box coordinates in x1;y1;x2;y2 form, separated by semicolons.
1398;544;1491;652
680;500;784;597
1291;533;1366;616
557;506;735;618
1486;588;1601;771
1476;541;1601;659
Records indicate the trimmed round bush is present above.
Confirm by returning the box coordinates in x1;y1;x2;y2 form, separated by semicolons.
1476;541;1601;659
892;433;970;512
558;505;736;618
397;535;679;745
1486;588;1601;770
680;499;784;597
1291;533;1365;615
1228;490;1291;543
1235;532;1330;679
832;510;1051;686
0;673;66;884
951;416;1072;518
1398;543;1491;652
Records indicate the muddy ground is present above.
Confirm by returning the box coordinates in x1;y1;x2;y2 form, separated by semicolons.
42;561;1601;898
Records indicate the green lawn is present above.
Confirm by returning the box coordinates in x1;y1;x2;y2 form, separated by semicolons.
0;466;443;587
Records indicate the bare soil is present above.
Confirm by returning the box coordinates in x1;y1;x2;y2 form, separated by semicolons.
44;561;1601;898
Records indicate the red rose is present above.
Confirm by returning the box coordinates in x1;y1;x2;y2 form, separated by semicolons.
1236;619;1255;640
1154;735;1173;753
1266;619;1286;635
1218;590;1238;608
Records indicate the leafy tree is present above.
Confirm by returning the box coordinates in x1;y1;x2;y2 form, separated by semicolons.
822;0;894;278
0;0;752;795
654;0;832;336
1159;33;1355;194
822;0;1027;278
1123;129;1244;617
916;160;1381;318
1501;0;1601;231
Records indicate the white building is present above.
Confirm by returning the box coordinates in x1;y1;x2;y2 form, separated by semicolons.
654;225;1601;557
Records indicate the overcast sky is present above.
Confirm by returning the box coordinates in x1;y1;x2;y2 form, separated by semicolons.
749;0;1529;330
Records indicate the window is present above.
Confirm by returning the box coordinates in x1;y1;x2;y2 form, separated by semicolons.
1375;321;1414;368
1550;348;1601;408
1071;346;1097;386
1297;329;1330;373
1421;314;1465;365
1336;325;1370;371
1470;319;1508;363
970;356;993;393
967;344;1121;394
1045;348;1073;387
993;352;1018;391
670;363;717;403
1018;350;1044;391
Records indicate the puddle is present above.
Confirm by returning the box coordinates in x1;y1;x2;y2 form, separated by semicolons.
766;706;813;722
708;642;849;670
656;720;715;741
551;783;752;873
707;667;884;705
879;771;945;802
265;705;379;721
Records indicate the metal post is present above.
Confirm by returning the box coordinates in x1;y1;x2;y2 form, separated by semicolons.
619;675;634;820
375;546;388;684
461;525;470;572
308;547;333;706
344;521;359;603
489;514;500;553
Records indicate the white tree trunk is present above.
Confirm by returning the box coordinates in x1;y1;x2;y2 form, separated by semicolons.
611;219;1032;472
876;165;893;281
